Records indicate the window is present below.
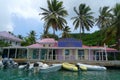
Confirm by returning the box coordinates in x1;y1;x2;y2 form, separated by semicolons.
78;50;84;60
43;44;45;47
10;41;12;44
33;49;39;59
65;49;69;55
78;50;84;56
16;42;17;45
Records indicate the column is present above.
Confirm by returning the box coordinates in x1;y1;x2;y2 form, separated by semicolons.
15;48;17;58
63;49;65;60
104;47;108;61
75;49;78;60
47;49;49;60
99;51;101;61
94;52;96;61
102;50;104;61
8;48;10;58
88;49;90;61
27;48;29;60
51;49;53;61
39;49;41;60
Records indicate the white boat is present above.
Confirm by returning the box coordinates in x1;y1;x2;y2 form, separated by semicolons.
0;61;4;68
39;64;62;73
2;58;18;69
19;62;43;71
77;63;107;71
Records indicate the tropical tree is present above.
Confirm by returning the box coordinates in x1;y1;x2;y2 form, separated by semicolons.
27;30;37;44
112;3;120;42
71;4;94;40
0;40;11;47
40;0;68;34
21;30;37;46
96;6;113;45
40;33;59;40
17;35;23;39
96;6;113;30
21;38;31;46
104;3;120;50
61;26;71;38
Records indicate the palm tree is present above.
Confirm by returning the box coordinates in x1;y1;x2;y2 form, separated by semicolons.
96;6;113;30
17;35;23;39
112;3;120;41
28;30;37;44
96;6;113;45
40;0;68;34
71;4;94;40
104;3;120;50
62;26;71;38
40;32;59;40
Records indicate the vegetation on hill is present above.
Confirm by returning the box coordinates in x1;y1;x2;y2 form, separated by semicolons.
70;30;116;46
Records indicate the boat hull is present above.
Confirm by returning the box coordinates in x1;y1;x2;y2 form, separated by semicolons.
77;63;107;71
62;62;78;72
40;64;62;73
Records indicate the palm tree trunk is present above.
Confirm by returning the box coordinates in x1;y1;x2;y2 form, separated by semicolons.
79;25;82;40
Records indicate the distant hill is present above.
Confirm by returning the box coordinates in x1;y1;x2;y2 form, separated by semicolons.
70;30;115;46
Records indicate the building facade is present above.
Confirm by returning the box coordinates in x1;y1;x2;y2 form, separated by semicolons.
0;31;22;46
2;38;113;62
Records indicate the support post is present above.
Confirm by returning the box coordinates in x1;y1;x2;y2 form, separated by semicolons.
15;48;17;58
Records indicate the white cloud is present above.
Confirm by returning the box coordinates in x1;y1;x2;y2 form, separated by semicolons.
0;0;120;34
0;24;13;31
62;0;120;33
0;0;46;32
9;0;40;20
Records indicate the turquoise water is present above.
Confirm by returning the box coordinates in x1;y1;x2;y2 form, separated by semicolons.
0;69;120;80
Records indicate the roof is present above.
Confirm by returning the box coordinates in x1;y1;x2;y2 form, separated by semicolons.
106;47;118;52
0;31;22;42
27;43;42;48
36;38;57;43
82;45;118;52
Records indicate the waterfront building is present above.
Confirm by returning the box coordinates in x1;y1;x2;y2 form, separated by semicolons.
0;31;22;46
2;38;119;63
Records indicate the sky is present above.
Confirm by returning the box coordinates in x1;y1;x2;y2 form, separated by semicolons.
0;0;120;38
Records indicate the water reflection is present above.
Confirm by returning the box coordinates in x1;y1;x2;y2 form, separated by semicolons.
0;69;120;80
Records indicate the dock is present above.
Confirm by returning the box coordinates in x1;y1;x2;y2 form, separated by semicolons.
12;59;120;67
42;60;120;67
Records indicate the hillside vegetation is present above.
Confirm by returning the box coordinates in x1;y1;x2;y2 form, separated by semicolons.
70;30;115;46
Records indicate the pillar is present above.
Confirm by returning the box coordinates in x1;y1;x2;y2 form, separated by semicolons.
88;49;90;61
15;48;17;58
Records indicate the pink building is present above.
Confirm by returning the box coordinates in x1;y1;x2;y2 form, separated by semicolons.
2;38;119;62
